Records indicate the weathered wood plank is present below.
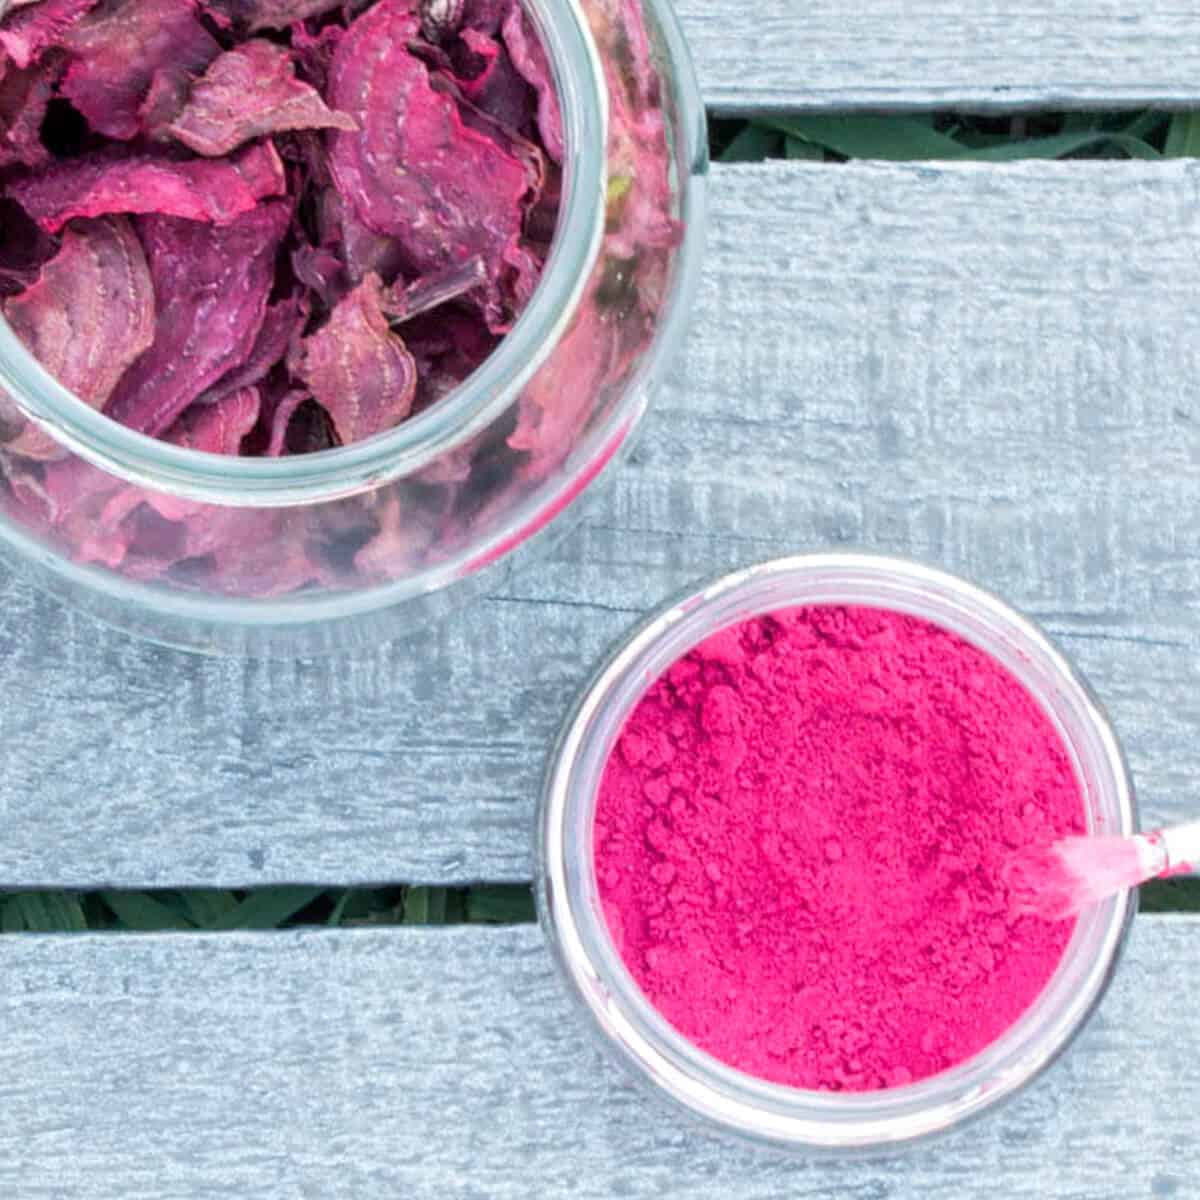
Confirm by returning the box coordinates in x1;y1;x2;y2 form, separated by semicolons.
4;161;1200;887
676;0;1200;111
0;918;1193;1198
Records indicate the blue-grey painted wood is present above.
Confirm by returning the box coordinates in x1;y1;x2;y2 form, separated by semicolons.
676;0;1200;111
4;161;1200;887
0;917;1192;1198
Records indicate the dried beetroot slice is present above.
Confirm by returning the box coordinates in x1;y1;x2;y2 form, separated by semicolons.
508;298;621;474
60;0;219;140
213;0;343;32
263;387;308;456
105;200;290;436
199;294;307;404
0;54;55;168
457;30;536;135
452;26;499;97
137;66;190;139
327;0;532;330
288;273;416;445
7;140;286;232
165;39;357;158
439;77;544;201
0;0;96;69
461;0;506;34
291;242;343;306
502;2;562;162
1;216;154;459
163;385;261;455
383;255;486;323
289;21;343;93
317;186;404;285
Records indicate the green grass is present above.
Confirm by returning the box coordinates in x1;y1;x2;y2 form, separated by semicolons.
0;885;536;932
6;107;1200;933
713;109;1200;164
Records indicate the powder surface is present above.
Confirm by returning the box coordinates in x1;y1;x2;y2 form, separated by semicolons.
594;605;1085;1092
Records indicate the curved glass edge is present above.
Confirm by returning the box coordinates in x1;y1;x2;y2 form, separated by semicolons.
538;553;1137;1152
0;0;710;653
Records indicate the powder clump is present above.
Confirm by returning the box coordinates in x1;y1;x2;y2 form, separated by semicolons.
594;605;1085;1092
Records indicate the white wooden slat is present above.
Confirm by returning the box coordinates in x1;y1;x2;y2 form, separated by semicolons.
4;161;1200;887
676;0;1200;111
0;917;1193;1198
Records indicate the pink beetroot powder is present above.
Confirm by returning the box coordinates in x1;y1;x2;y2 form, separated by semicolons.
594;604;1086;1092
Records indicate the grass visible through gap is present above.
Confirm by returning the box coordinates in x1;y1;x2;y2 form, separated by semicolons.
0;885;536;932
7;108;1200;932
712;109;1200;164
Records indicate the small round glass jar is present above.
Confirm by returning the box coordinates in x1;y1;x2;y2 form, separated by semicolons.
0;0;707;656
538;553;1136;1152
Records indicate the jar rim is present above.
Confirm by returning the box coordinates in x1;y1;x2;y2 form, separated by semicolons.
538;553;1137;1151
0;0;609;508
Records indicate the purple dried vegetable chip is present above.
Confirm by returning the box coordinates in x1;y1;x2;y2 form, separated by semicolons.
291;241;343;306
216;0;343;32
502;2;562;162
60;0;219;140
137;66;190;139
327;0;533;330
0;0;96;70
165;39;357;158
103;385;264;534
317;187;405;285
460;0;506;33
277;127;332;202
105;200;290;436
461;32;537;136
0;53;55;168
1;215;155;459
163;384;261;455
436;75;544;203
263;387;308;456
508;298;621;475
383;255;486;323
403;306;496;412
451;26;498;95
7;139;286;232
200;294;308;404
289;20;343;93
288;273;417;445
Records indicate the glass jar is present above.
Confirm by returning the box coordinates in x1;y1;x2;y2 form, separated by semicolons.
0;0;708;656
538;554;1136;1152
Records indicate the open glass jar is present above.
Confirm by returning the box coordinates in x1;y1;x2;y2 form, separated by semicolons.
538;554;1136;1152
0;0;707;655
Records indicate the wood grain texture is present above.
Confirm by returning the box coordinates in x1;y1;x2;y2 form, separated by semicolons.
5;161;1200;887
0;918;1193;1198
675;0;1200;111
